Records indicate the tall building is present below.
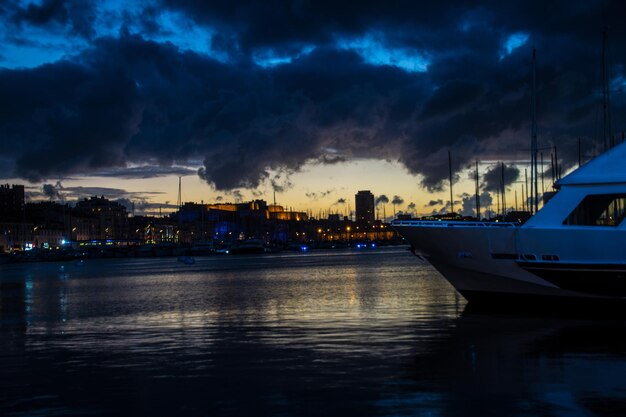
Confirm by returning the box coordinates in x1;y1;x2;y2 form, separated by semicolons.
355;190;375;224
0;184;25;221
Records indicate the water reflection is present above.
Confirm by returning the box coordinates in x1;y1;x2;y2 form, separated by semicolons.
1;249;625;416
391;313;626;417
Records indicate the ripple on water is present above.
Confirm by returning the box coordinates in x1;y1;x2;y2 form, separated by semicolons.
4;247;624;417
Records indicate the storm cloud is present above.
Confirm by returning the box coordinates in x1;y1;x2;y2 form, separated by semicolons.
391;195;404;205
375;195;389;205
2;1;626;192
482;163;521;192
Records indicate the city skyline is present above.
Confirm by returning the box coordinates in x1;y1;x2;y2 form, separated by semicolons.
2;2;626;219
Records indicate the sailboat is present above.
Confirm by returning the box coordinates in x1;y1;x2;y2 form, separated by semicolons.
393;41;626;308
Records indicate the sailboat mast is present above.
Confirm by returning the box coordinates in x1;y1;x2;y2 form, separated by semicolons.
501;162;506;216
531;48;539;214
524;168;529;212
448;151;454;215
177;176;182;210
540;152;546;194
475;161;481;220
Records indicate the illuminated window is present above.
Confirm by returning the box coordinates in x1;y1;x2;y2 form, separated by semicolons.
564;194;626;226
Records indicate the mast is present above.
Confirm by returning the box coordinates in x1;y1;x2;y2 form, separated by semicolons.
177;176;182;209
475;161;481;220
540;152;546;194
550;151;555;185
554;146;559;181
201;199;204;240
496;187;500;217
531;48;539;214
177;176;182;241
501;162;506;217
524;168;529;211
448;151;454;215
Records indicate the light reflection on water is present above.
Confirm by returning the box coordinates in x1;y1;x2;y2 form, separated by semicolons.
1;247;626;416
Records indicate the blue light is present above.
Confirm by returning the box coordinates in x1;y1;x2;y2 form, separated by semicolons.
501;32;529;59
371;243;376;248
338;34;429;73
300;245;308;251
253;46;315;68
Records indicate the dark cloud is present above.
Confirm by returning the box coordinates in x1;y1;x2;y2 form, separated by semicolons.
375;195;389;205
116;198;178;216
407;202;416;210
42;183;60;199
336;198;346;204
62;186;162;199
26;182;169;214
426;199;444;207
315;154;347;165
391;195;404;205
482;163;521;192
89;166;198;179
230;190;243;203
2;2;626;193
460;191;493;217
305;189;334;200
10;0;97;39
270;172;294;193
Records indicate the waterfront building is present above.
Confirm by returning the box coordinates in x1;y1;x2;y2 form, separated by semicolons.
268;204;308;221
73;196;129;240
0;222;32;251
0;184;25;221
25;202;70;247
355;190;375;225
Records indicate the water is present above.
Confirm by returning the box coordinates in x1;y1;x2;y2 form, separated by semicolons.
1;247;626;416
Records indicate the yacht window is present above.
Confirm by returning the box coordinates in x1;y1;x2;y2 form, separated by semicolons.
563;194;626;226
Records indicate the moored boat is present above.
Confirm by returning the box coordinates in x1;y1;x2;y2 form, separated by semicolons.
393;140;626;308
228;239;266;255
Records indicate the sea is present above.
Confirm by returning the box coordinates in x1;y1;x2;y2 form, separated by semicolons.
1;246;626;417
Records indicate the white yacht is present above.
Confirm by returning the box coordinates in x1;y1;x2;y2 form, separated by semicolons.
393;141;626;306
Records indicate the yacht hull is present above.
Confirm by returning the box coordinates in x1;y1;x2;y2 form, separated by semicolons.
393;221;624;306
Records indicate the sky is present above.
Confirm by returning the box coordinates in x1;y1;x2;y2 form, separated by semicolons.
2;1;626;218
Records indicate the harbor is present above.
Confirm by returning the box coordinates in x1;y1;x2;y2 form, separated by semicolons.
3;1;626;416
3;247;626;416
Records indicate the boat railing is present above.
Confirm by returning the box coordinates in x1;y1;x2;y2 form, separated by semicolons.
391;220;518;228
